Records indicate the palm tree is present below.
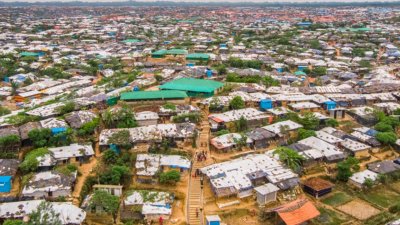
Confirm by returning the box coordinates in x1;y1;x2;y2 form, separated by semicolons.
273;146;305;173
103;109;114;128
10;81;19;96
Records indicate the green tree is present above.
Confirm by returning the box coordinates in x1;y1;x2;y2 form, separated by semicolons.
377;174;390;185
48;128;73;147
90;190;120;222
99;165;130;185
103;104;137;129
107;130;131;148
10;81;19;96
359;60;371;68
375;122;394;132
209;97;222;112
214;64;227;75
216;129;230;136
234;116;248;132
337;157;360;182
273;147;305;173
0;134;20;150
298;112;320;130
78;118;99;136
376;132;397;145
277;37;290;45
311;67;327;76
309;39;321;49
381;116;400;128
373;109;386;121
20;148;49;173
172;113;201;123
363;178;374;189
233;134;248;150
229;96;245;110
325;118;339;128
163;102;176;110
159;170;181;184
297;128;316;140
57;102;75;115
263;76;280;87
393;108;400;115
28;202;62;225
103;149;118;165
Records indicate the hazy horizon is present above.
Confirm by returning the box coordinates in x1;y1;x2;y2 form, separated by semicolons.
1;0;400;3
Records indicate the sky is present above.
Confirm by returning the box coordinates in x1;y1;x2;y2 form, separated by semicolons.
1;0;400;2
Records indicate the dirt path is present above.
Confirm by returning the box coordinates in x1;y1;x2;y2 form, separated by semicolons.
72;138;100;206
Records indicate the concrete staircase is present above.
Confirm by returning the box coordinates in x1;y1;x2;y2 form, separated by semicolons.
187;162;203;225
187;109;211;225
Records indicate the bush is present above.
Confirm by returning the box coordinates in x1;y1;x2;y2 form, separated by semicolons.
99;165;130;185
229;96;245;110
216;129;230;136
163;102;176;111
57;102;75;115
103;149;118;165
20;148;49;173
28;128;52;148
374;122;393;132
376;132;397;145
0;106;11;116
0;134;20;150
389;202;400;213
107;130;132;149
325;118;339;128
78;118;99;136
172;113;201;123
337;157;359;182
159;170;181;184
297;128;316;140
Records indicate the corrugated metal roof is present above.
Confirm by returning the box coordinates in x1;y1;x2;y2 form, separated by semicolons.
120;90;188;100
186;53;210;60
159;78;224;93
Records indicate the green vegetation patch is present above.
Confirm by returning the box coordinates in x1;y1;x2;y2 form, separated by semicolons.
357;188;400;208
321;192;353;207
312;207;349;225
364;211;396;225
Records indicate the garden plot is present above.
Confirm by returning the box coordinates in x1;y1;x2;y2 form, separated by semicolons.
337;199;380;220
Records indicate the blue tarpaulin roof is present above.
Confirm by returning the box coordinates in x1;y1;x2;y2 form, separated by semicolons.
0;176;12;182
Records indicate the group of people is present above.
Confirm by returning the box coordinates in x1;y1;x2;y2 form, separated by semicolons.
196;150;208;162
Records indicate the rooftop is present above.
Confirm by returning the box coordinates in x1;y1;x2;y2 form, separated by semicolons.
159;78;224;93
120;90;188;101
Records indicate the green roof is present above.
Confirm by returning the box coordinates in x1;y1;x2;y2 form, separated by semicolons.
294;71;306;76
120;90;188;101
20;52;40;57
186;53;210;60
339;27;371;32
159;78;224;93
166;49;188;55
152;49;188;57
123;39;143;43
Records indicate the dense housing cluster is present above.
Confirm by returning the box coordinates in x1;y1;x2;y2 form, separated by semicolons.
1;4;400;225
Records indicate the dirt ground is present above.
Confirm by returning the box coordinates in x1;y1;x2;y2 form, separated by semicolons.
129;174;190;225
72;156;98;205
337;199;380;220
